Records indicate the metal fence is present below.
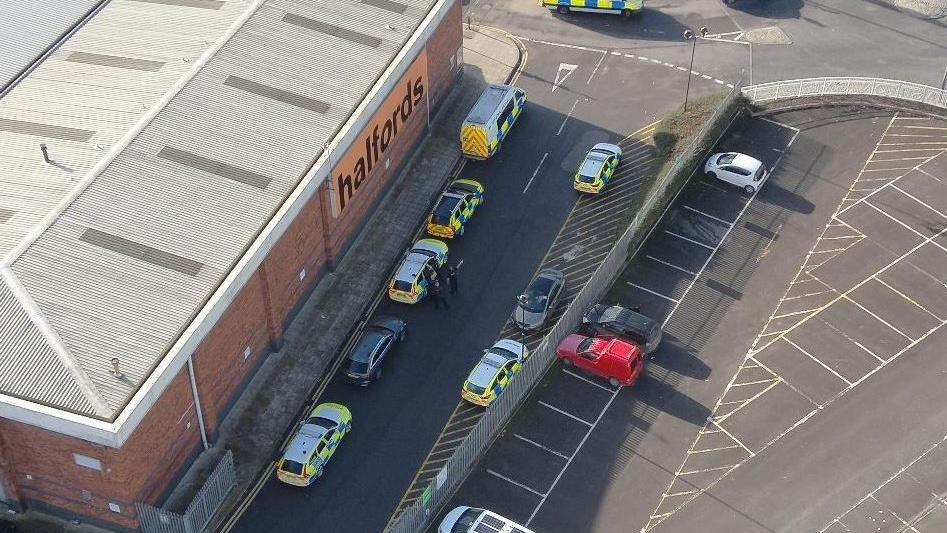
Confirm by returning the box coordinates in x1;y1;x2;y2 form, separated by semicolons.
741;77;947;111
386;84;745;533
137;450;235;533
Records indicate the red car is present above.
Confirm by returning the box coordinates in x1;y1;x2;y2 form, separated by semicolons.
556;334;644;387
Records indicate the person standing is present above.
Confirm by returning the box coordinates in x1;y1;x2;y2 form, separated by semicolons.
430;280;449;310
446;265;459;295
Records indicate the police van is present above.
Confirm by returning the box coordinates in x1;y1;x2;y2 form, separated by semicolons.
461;84;526;160
542;0;643;17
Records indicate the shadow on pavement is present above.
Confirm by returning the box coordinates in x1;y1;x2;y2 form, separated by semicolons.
649;333;712;381
551;8;690;41
636;372;712;427
725;0;803;19
758;181;815;214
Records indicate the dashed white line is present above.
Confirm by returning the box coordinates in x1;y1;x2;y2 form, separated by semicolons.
513;434;570;460
562;368;615;392
557;99;579;136
664;230;715;250
626;282;679;303
682;204;734;225
523;152;549;194
486;469;546;497
646;255;697;276
537;401;594;426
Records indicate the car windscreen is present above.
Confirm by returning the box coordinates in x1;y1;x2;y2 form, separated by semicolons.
305;416;335;431
393;280;414;292
350;330;387;363
717;153;737;165
577;337;595;352
452;509;485;533
490;347;519;361
466;382;487;395
754;167;765;181
432;196;460;225
520;277;556;312
280;459;305;475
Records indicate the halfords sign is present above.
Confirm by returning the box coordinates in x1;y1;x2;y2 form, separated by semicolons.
330;51;429;216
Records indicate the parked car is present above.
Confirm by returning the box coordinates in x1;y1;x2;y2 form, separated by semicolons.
512;268;566;331
573;143;623;194
703;152;769;194
388;238;449;303
439;506;536;533
581;304;662;353
342;316;406;386
461;339;529;407
556;334;645;387
426;179;485;239
276;403;352;486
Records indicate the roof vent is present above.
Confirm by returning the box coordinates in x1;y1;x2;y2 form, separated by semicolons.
110;357;124;379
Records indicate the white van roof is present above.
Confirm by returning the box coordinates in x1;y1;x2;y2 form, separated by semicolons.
465;85;514;125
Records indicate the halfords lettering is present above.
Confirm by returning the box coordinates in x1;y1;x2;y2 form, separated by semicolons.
335;77;426;214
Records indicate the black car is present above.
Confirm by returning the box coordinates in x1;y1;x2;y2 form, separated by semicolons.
580;304;662;353
343;316;406;385
512;268;566;331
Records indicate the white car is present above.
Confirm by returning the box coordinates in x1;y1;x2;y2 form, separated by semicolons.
703;152;768;194
438;506;536;533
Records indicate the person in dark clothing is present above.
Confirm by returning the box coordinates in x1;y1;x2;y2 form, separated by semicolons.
446;266;458;295
430;280;449;310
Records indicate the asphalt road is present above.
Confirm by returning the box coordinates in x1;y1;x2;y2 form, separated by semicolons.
432;108;947;533
232;34;733;533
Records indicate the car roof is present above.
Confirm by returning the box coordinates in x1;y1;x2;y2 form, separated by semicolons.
433;193;463;218
492;338;526;355
393;252;429;283
579;155;606;177
468;352;508;387
594;305;656;331
730;153;764;171
283;425;327;463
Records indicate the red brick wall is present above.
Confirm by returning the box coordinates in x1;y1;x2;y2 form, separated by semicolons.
426;0;463;109
0;368;200;530
191;270;272;438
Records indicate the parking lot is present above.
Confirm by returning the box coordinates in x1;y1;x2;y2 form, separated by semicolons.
430;107;947;533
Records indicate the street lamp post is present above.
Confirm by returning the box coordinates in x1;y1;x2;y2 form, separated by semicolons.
682;26;709;112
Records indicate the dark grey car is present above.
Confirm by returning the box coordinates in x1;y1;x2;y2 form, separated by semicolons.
580;304;662;353
343;316;406;386
512;268;566;331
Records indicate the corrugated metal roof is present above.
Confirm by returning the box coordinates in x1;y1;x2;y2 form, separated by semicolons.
0;0;105;91
0;0;438;422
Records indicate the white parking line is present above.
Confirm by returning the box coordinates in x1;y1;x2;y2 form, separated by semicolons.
523;152;549;193
562;368;615;392
538;401;594;426
681;204;734;225
841;294;914;341
664;229;716;250
891;184;947;221
486;469;545;497
917;168;943;182
783;337;853;386
626;281;679;303
864;200;947;253
873;277;943;321
646;255;697;276
513;434;570;460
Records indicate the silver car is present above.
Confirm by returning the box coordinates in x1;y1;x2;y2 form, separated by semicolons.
512;268;566;331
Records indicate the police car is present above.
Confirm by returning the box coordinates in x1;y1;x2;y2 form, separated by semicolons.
427;179;485;239
461;339;529;407
276;403;352;486
388;239;449;304
573;143;623;193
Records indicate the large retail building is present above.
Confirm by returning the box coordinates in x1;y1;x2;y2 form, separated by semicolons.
0;0;461;528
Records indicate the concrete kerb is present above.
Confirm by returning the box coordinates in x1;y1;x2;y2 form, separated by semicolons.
190;28;524;533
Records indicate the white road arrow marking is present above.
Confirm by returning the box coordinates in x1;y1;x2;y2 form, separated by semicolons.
552;63;577;93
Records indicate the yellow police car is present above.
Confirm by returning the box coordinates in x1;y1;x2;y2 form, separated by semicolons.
276;403;352;486
461;339;529;407
573;143;623;194
388;239;449;304
427;179;485;239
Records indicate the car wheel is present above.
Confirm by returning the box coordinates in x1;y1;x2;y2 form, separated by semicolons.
608;377;621;387
705;171;717;180
561;357;574;367
557;5;569;14
744;184;755;194
621;8;634;17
